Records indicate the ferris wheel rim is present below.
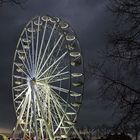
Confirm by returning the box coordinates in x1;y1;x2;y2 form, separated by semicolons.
12;15;84;139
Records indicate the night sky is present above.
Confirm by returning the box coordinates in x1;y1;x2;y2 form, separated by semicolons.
0;0;114;131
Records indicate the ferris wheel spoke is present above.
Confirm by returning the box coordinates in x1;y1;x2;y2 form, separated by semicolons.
48;77;69;84
45;104;60;134
46;58;68;81
34;17;40;76
13;83;28;90
48;73;69;84
51;88;76;112
46;58;61;78
56;38;65;57
16;99;24;113
47;63;69;81
46;56;57;77
46;38;64;77
13;75;27;80
36;23;57;76
14;87;28;101
51;89;68;111
16;52;32;77
46;89;52;130
50;104;60;127
25;29;33;75
37;86;52;117
36;102;45;139
50;92;66;134
53;114;65;135
21;47;31;76
35;20;48;76
47;58;61;76
50;107;55;133
36;84;65;115
38;93;59;129
49;94;64;127
35;101;41;131
31;21;35;76
20;40;32;75
50;85;69;94
51;93;66;117
12;95;28;138
23;93;31;138
34;88;55;140
37;51;68;79
37;85;63;132
14;92;29;136
29;108;33;138
36;34;63;77
37;71;69;82
37;37;57;78
35;88;48;121
50;91;71;134
14;61;30;78
39;121;45;139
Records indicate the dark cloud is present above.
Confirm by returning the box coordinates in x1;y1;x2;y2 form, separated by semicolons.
0;0;113;129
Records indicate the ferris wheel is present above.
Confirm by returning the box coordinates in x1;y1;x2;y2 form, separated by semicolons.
11;15;84;140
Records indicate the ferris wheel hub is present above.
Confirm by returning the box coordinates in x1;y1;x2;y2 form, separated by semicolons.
30;77;36;85
32;77;36;82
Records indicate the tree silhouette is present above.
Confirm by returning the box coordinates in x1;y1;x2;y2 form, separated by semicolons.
0;0;28;5
88;0;140;137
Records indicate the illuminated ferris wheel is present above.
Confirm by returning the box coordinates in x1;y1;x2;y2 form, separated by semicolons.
11;15;84;140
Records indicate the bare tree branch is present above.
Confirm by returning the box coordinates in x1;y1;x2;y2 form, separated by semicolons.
88;0;140;130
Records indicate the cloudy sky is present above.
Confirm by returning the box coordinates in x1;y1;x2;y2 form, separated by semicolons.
0;0;115;131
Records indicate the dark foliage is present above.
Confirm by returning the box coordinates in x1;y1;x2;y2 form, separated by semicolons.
88;0;140;138
97;133;131;140
0;0;28;5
